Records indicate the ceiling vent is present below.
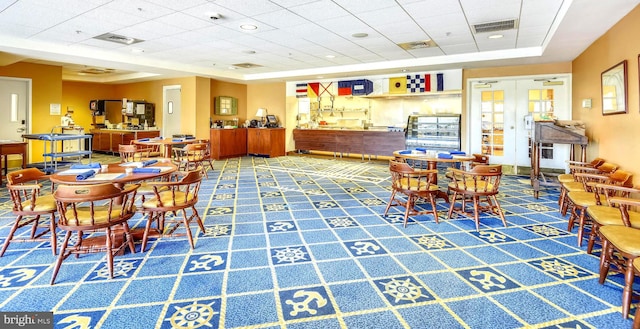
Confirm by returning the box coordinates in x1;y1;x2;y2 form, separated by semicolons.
397;40;438;50
79;67;115;75
473;19;518;34
232;63;262;69
93;33;143;45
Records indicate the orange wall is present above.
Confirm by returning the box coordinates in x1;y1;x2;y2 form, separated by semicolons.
572;4;640;185
62;81;118;130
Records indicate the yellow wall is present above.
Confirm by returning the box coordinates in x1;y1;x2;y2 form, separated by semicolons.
211;80;247;123
0;62;62;162
572;5;640;185
247;82;286;123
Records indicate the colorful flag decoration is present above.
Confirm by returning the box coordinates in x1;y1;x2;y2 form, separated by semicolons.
425;74;431;92
338;80;352;96
319;82;334;97
437;73;444;91
389;76;407;94
307;82;320;98
407;74;426;93
295;83;308;98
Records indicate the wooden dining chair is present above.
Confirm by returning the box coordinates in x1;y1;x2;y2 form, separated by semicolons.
586;185;640;254
50;182;139;284
119;144;145;162
446;164;507;231
384;159;441;227
1;168;58;257
138;168;205;252
194;139;215;177
172;142;208;177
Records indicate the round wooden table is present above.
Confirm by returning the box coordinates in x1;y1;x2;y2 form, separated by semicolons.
133;138;197;158
49;161;177;187
392;150;475;201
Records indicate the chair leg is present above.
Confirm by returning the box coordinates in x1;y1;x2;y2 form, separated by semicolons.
428;194;439;224
105;227;114;279
192;206;205;232
577;207;588;247
473;196;480;231
0;215;23;257
490;195;508;227
141;212;156;253
622;257;636;318
599;239;612;285
50;231;72;285
567;204;578;232
181;208;196;248
447;191;459;219
122;222;136;254
403;195;414;228
587;222;599;254
49;214;57;256
384;191;397;216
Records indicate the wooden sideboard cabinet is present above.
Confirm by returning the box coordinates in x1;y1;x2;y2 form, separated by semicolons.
210;128;247;159
247;128;286;158
91;129;160;153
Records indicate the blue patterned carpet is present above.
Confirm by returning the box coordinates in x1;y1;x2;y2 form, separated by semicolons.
0;155;634;328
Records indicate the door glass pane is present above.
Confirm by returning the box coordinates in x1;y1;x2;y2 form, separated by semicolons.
480;90;504;156
529;88;555;159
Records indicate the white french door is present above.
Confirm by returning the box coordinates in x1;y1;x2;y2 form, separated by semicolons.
468;75;571;174
0;77;30;162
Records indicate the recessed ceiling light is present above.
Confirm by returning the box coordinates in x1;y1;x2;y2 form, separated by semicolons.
325;55;335;58
228;66;237;70
488;34;504;39
240;24;257;30
352;32;368;38
243;50;256;54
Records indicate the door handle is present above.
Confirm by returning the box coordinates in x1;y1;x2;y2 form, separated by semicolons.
16;127;25;133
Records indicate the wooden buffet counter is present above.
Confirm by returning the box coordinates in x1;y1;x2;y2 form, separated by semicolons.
293;128;405;157
90;129;160;153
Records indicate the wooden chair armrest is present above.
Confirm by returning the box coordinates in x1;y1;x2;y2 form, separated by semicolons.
7;183;42;191
609;196;640;208
566;160;594;166
568;166;601;173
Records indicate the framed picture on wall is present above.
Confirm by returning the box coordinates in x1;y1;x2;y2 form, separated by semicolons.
601;60;627;115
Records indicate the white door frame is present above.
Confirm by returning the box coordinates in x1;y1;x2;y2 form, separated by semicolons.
0;76;32;161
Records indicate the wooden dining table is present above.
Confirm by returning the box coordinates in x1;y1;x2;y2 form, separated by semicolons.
133;138;197;158
49;161;177;187
393;150;475;201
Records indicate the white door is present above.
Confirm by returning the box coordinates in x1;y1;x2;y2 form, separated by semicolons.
515;77;571;170
469;80;517;173
0;77;29;162
163;85;181;138
468;75;571;174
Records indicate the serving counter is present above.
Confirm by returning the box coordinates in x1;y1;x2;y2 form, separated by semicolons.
90;129;160;153
293;128;405;157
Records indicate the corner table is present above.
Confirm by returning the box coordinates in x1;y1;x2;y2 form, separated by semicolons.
0;140;27;187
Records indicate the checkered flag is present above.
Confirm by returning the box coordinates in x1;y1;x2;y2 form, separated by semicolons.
407;74;426;93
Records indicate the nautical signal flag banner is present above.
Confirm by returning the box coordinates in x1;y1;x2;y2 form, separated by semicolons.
407;74;426;93
307;82;320;98
295;83;308;98
389;76;407;94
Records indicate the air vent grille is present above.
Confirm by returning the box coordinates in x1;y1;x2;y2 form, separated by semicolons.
93;33;143;45
397;40;438;51
80;68;115;75
473;19;518;34
232;63;262;68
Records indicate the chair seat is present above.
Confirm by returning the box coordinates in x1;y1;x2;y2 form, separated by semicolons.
599;226;640;255
558;173;575;183
396;179;440;192
137;183;169;195
563;181;585;192
567;191;597;207
587;205;640;227
142;191;195;208
64;205;135;226
447;181;494;191
20;193;57;212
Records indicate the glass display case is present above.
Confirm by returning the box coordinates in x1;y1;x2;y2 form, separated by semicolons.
405;114;461;151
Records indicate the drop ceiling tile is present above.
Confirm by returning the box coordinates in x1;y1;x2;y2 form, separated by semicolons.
331;0;396;14
252;10;310;29
142;0;209;11
287;0;351;21
213;0;282;16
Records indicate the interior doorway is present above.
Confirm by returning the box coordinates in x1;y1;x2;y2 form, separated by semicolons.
0;77;30;162
467;75;571;175
162;85;182;138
